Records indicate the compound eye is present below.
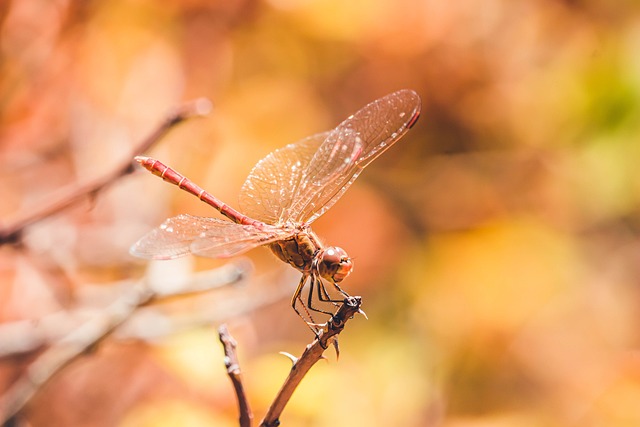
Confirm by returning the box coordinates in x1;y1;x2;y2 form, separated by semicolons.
322;247;344;265
319;247;353;282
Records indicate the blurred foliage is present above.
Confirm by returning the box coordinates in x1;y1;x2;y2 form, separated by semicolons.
2;0;640;426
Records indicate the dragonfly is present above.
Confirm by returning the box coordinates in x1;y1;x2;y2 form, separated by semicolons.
131;89;421;332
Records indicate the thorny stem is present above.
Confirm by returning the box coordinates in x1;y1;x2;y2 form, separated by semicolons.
218;298;362;427
260;297;362;427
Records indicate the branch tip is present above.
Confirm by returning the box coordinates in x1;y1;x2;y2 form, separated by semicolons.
217;324;253;427
192;98;214;116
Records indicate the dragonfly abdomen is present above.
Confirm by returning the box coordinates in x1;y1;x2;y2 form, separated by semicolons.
134;156;261;227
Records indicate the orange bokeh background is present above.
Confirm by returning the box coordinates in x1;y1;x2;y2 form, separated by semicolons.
2;0;640;426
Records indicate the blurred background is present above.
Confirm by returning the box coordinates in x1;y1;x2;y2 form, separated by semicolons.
2;0;640;426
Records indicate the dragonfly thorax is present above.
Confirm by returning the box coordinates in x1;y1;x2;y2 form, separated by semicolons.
268;231;319;272
316;246;353;283
267;231;353;283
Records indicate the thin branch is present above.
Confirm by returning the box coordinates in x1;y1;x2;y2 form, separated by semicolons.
115;274;290;343
219;325;253;427
0;282;151;422
260;296;362;427
0;260;247;424
0;98;213;245
0;261;251;357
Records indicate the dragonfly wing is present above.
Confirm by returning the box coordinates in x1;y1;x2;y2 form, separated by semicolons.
131;214;291;260
238;132;330;225
190;219;291;258
289;89;421;224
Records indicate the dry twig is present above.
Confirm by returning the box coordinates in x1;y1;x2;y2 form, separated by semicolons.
0;98;212;245
0;261;249;423
260;296;362;427
218;297;362;427
0;97;218;423
0;261;256;357
219;324;253;427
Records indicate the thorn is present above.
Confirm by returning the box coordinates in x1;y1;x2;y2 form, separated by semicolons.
279;351;298;365
332;338;340;360
307;321;328;328
358;308;368;320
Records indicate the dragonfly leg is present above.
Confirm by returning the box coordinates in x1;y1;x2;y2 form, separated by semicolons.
330;281;351;299
291;274;322;335
315;276;349;304
317;279;342;305
307;276;336;316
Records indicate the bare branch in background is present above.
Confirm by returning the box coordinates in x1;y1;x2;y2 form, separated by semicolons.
0;260;250;424
0;260;258;357
0;98;213;245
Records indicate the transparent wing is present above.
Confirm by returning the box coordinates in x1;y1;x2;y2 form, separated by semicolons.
289;89;421;224
238;132;330;225
130;214;292;260
238;90;421;226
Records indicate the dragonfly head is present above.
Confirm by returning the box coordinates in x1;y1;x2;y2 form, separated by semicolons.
317;247;353;283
